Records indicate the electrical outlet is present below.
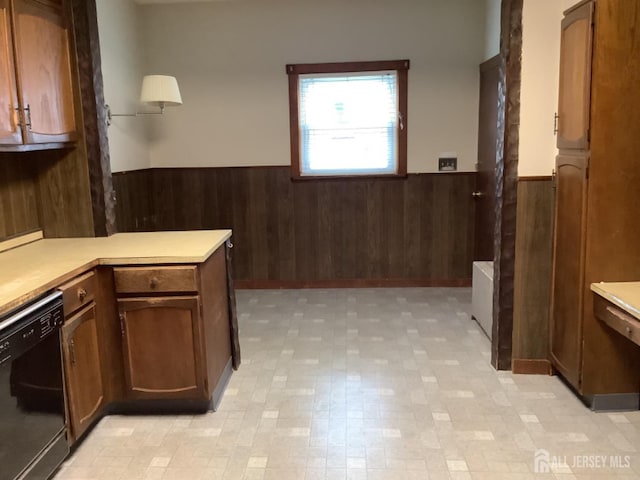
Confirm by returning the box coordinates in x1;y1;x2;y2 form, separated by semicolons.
438;156;457;171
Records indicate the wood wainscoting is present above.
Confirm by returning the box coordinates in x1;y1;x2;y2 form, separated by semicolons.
512;176;554;374
0;155;39;239
113;167;476;286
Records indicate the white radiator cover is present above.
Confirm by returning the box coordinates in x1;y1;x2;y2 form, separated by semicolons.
472;261;494;339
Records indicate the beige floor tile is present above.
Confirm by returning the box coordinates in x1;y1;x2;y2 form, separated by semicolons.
55;288;640;480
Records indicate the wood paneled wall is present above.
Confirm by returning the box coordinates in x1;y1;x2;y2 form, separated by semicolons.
0;148;98;241
512;177;554;374
0;0;113;242
0;155;40;239
113;167;476;286
111;169;155;233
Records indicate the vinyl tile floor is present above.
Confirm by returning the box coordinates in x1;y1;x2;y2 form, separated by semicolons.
54;288;640;480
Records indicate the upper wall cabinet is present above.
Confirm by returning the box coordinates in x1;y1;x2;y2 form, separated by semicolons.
556;1;594;150
0;0;76;150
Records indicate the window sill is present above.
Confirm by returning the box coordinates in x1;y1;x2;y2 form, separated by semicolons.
290;172;409;181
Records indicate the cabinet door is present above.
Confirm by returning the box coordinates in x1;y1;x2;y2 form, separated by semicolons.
549;154;588;388
12;0;75;144
62;303;105;442
0;0;22;144
118;296;207;401
556;1;594;150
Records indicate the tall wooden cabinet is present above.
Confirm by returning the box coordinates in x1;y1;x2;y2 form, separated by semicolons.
0;0;76;148
550;0;640;410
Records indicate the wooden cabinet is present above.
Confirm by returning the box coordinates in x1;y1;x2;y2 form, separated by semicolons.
0;0;21;144
550;0;640;410
58;270;105;442
550;154;588;387
61;303;104;442
118;296;206;400
556;1;593;150
0;0;76;149
114;245;236;408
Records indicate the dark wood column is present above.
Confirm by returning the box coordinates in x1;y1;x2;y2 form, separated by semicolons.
491;0;523;370
69;0;116;236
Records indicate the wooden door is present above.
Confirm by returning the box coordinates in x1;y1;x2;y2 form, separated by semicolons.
119;296;207;401
11;0;75;144
556;1;594;150
549;153;588;388
473;55;500;261
0;0;22;145
62;303;105;441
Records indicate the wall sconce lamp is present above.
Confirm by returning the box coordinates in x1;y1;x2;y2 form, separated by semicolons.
105;75;182;126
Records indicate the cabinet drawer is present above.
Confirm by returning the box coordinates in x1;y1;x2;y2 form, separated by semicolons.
114;266;198;294
594;295;640;348
58;271;97;317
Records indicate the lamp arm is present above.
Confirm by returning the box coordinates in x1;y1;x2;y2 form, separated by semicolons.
105;103;166;126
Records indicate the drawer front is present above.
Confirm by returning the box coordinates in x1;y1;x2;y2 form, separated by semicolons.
59;271;97;317
594;295;640;348
114;266;198;294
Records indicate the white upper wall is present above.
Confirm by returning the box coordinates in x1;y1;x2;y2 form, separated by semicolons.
96;0;151;173
518;0;564;177
484;0;501;61
140;0;486;172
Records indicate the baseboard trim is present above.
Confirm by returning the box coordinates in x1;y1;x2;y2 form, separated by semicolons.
582;393;640;412
211;357;233;412
512;358;554;375
518;175;552;182
235;278;472;289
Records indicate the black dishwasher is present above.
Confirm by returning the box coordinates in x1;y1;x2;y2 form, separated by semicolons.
0;291;68;480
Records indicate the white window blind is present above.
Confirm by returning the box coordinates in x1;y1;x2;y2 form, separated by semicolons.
298;71;399;176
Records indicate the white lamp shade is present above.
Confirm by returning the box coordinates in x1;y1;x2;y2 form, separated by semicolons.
140;75;182;107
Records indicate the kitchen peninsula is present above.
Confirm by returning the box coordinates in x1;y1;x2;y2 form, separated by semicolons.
0;230;240;445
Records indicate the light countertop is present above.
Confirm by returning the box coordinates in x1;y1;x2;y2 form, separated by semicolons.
591;282;640;321
0;230;231;316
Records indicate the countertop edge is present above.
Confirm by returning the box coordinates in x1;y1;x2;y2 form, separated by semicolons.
590;283;640;321
1;258;100;317
98;231;231;266
0;230;232;317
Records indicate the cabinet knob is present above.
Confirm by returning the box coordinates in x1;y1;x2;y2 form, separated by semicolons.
77;288;87;301
150;277;159;289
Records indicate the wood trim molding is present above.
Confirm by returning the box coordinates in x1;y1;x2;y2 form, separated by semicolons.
480;54;502;72
236;278;471;289
286;60;410;75
518;176;552;182
286;60;409;179
287;72;301;179
512;358;554;375
0;230;43;253
397;67;408;177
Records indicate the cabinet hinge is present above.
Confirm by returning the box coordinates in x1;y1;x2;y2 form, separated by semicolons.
119;313;125;336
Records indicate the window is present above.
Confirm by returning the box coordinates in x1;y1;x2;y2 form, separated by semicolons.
286;60;409;178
